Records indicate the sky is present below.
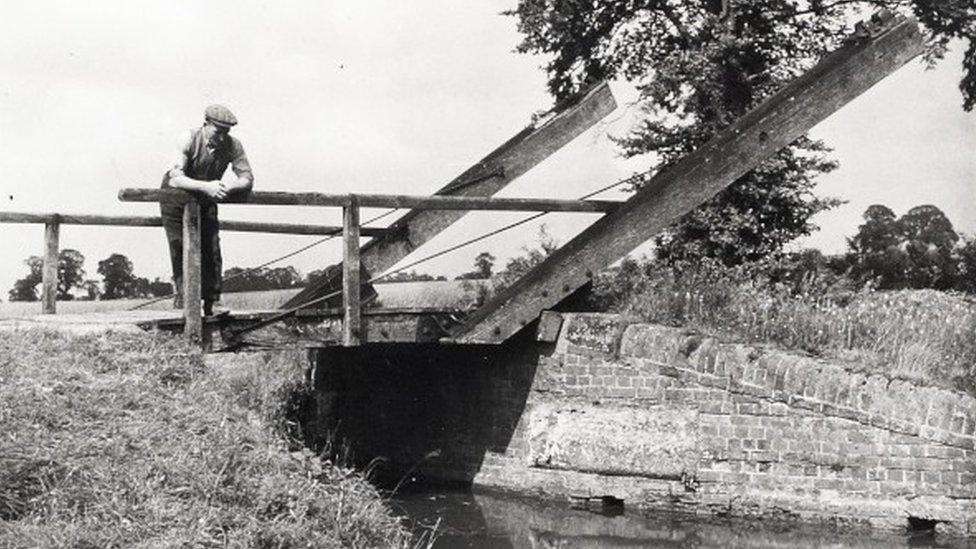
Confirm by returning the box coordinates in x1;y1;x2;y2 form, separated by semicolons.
0;1;973;299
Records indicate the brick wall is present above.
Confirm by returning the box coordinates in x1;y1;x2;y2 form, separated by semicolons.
308;313;976;536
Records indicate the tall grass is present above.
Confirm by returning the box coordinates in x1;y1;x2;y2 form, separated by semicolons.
595;259;976;396
0;329;411;548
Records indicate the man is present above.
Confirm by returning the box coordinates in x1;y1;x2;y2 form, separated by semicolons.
160;104;253;316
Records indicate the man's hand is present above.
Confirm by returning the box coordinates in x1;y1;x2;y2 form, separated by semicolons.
202;180;227;201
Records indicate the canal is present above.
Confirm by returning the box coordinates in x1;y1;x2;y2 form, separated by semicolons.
391;489;976;548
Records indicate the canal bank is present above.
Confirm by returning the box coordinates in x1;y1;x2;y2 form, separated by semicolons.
305;313;976;537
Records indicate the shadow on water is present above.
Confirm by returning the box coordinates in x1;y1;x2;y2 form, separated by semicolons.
390;488;976;549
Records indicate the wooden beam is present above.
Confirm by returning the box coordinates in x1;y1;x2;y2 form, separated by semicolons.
342;202;361;346
182;202;203;344
138;309;459;349
454;14;925;344
116;189;621;213
221;219;386;237
284;81;617;309
41;222;59;314
0;211;389;237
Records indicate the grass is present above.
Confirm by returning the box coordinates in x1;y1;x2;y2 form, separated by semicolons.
595;260;976;396
0;328;411;548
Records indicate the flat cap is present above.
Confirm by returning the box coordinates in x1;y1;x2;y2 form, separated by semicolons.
204;104;238;128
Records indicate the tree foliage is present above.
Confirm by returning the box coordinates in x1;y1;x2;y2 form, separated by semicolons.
57;249;86;300
8;250;85;302
456;252;496;280
507;0;974;264
379;271;447;283
224;266;304;293
8;257;43;302
98;253;138;300
957;236;976;294
847;204;964;290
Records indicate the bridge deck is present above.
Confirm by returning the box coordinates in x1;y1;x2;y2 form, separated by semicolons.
0;307;464;350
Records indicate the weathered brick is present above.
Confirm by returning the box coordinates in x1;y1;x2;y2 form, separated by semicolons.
922;471;941;484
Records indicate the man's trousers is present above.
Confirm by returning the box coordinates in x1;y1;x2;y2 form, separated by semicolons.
160;200;222;303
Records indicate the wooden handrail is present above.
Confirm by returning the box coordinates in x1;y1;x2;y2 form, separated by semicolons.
117;188;622;213
2;209;388;322
0;211;390;237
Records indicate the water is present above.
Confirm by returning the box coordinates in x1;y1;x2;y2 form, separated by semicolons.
392;489;976;549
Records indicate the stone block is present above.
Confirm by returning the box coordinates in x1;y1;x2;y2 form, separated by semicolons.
558;313;626;356
526;402;701;478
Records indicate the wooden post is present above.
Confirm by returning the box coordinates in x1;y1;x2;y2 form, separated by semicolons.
342;200;361;346
41;221;60;314
182;202;202;344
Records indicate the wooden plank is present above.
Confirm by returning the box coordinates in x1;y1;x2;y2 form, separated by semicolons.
221;219;387;237
454;14;925;344
141;311;451;349
284;81;617;309
41;222;59;314
182;202;202;344
342;203;361;346
222;314;442;349
0;211;388;237
0;212;162;226
117;189;621;213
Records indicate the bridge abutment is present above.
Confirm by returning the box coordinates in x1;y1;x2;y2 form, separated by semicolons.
307;313;976;535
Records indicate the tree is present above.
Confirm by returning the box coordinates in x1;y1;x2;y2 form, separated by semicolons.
8;256;43;301
382;271;447;283
465;226;560;308
8;251;85;301
847;204;907;288
98;253;138;299
507;1;974;265
224;266;304;293
147;278;174;297
9;277;40;302
899;204;959;289
456;252;496;280
957;235;976;294
847;204;960;290
80;279;103;301
492;227;559;292
57;249;86;300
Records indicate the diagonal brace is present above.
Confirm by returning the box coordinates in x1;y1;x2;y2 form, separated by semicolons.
454;13;925;344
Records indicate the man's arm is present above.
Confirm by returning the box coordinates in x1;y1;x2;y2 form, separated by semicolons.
218;138;254;196
166;131;227;200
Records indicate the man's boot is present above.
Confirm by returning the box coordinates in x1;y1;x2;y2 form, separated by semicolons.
203;299;229;318
173;277;183;309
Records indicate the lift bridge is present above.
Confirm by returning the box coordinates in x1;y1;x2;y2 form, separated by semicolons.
2;12;925;351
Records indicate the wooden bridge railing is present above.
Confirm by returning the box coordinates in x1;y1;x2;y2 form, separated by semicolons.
0;211;391;316
118;189;622;345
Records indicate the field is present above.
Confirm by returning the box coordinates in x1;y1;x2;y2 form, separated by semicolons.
0;280;484;319
0;328;411;548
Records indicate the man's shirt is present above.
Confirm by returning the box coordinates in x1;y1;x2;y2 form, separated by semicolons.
161;127;253;203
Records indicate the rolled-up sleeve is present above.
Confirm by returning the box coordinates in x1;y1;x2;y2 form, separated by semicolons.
165;131;193;183
229;138;253;184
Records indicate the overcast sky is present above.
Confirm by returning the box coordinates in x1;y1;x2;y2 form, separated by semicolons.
0;1;973;299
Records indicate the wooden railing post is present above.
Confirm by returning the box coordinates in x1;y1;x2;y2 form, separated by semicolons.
342;199;361;346
41;221;60;314
182;202;202;344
